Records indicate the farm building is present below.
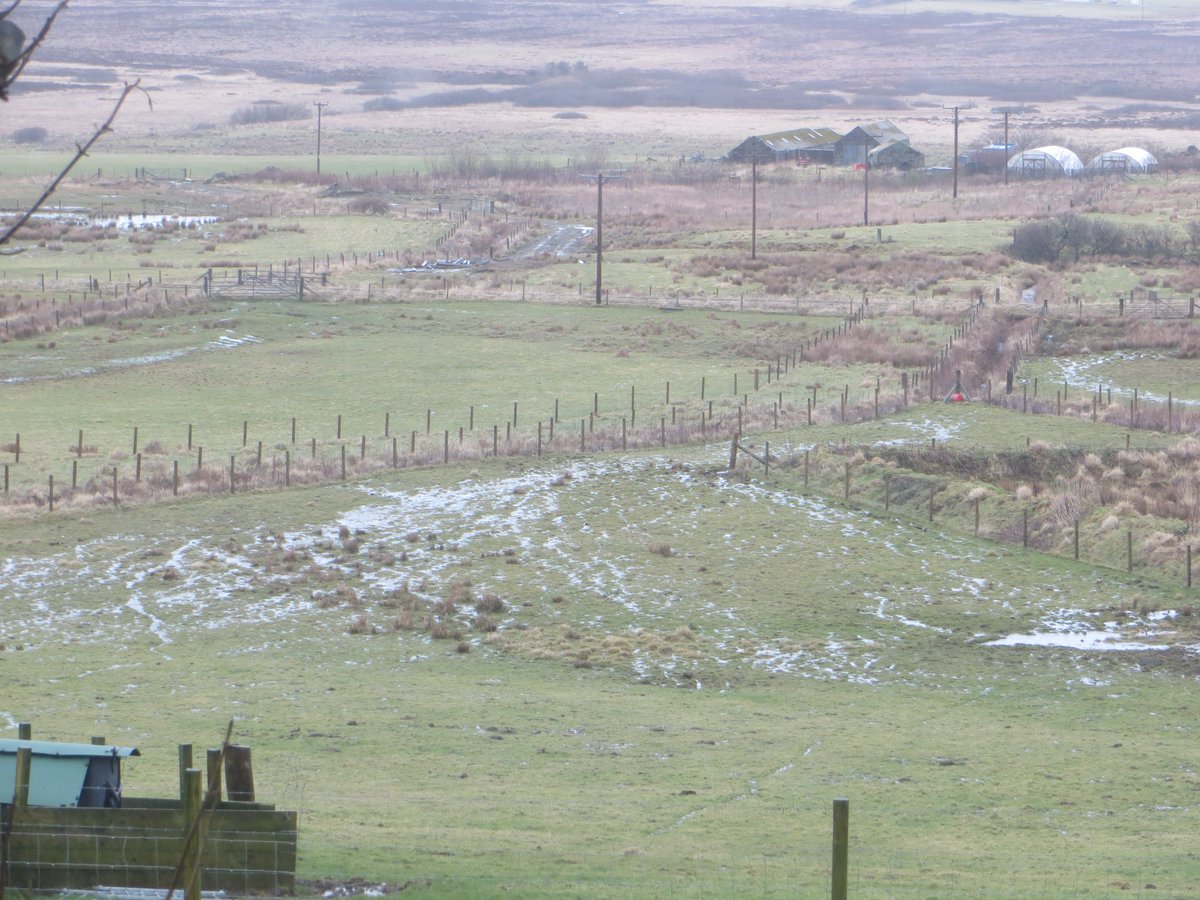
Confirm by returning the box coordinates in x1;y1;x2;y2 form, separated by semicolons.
726;126;840;164
1007;145;1083;178
960;143;1014;175
835;120;914;167
727;120;919;168
869;140;925;170
1087;147;1158;174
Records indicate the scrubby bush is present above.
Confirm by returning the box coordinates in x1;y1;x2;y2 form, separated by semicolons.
12;126;47;144
229;101;311;126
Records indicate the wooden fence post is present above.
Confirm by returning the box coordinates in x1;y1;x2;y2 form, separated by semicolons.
14;746;31;807
832;798;849;900
182;767;203;900
224;745;255;802
206;748;223;803
178;743;193;803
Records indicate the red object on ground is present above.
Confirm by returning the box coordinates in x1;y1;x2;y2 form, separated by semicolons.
950;392;965;402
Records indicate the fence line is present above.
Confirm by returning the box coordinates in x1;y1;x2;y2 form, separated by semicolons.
748;441;1199;591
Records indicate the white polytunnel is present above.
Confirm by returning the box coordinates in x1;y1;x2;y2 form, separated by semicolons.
1007;145;1083;178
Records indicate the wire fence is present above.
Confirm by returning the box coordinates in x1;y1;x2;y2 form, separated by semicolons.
2;810;296;894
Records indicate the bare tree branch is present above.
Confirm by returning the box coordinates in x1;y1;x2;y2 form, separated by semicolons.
0;0;70;101
0;79;148;247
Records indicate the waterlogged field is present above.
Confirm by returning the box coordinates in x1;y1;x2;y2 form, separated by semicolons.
4;285;1200;895
4;434;1200;896
0;298;903;496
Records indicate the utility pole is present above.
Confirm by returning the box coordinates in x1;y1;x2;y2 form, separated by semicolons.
1003;111;1010;185
748;144;775;260
313;101;328;176
862;141;870;227
952;106;960;199
582;172;621;305
751;160;758;260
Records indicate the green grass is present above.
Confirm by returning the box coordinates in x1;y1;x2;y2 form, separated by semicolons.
0;298;881;493
6;164;1200;897
4;442;1200;897
1020;352;1200;402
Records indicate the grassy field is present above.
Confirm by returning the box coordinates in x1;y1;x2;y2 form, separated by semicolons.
5;288;1200;896
6;1;1200;895
5;435;1200;897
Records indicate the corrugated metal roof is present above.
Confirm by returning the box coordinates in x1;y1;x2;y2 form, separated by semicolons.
849;120;909;144
0;739;139;758
756;127;840;151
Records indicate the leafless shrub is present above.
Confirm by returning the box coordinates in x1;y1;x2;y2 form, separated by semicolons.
230;100;311;125
476;592;505;613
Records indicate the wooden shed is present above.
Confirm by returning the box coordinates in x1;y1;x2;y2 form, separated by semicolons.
0;738;138;808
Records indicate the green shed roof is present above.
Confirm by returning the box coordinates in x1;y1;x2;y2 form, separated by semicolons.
0;739;139;759
0;739;140;763
0;739;139;807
